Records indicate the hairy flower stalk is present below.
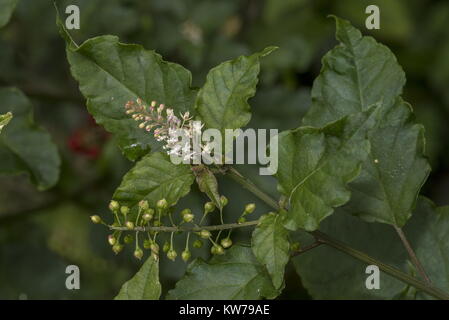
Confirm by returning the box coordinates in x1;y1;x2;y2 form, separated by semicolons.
125;98;215;163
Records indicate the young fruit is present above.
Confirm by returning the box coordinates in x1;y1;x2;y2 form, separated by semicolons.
192;239;203;248
143;213;153;222
181;250;191;262
244;203;256;214
167;249;177;261
125;221;134;230
221;238;232;248
112;244;124;254
120;206;130;216
220;195;228;207
199;230;211;239
183;213;194;223
204;202;215;213
237;217;246;224
157;198;168;210
134;247;144;260
143;239;152;249
124;234;134;244
139;200;149;210
109;200;120;212
181;208;192;217
163;241;170;253
211;245;224;255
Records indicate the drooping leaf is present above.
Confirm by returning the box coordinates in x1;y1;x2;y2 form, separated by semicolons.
57;17;197;160
113;152;195;217
0;87;60;190
193;165;222;209
302;17;430;227
115;255;161;300
252;211;290;289
166;245;279;300
293;197;449;300
195;47;277;134
0;0;18;28
276;107;379;231
0;112;12;134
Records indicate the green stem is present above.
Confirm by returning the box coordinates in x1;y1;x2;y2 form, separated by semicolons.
227;167;449;300
110;220;259;232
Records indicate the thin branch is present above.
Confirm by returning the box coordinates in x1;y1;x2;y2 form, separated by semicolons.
110;220;259;233
394;226;432;285
226;166;449;300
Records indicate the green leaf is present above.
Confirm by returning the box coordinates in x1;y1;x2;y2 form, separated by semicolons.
252;212;290;289
195;47;277;134
193;165;222;209
293;197;449;299
166;245;279;300
113;152;194;216
0;87;60;190
0;0;18;28
276;107;379;231
302;17;430;227
58;18;197;160
115;255;161;300
0;112;12;134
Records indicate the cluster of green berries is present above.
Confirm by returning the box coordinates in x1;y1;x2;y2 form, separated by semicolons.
90;196;256;263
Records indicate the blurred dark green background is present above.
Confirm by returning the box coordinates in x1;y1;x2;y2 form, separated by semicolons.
1;0;448;299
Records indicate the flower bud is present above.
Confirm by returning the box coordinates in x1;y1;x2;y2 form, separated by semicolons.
124;234;134;244
163;241;170;253
199;230;211;239
120;206;130;216
183;213;194;223
157;198;168;210
244;203;256;214
181;250;191;262
204;202;215;213
90;215;102;224
109;200;120;212
108;235;116;246
167;249;177;261
193;239;203;248
237;217;246;224
220;195;228;207
112;244;124;254
125;221;134;230
145;208;155;215
221;238;232;249
134;247;144;260
138;200;149;210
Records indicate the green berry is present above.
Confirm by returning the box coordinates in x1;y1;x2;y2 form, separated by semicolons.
124;234;134;244
112;244;123;254
204;202;215;213
143;213;153;222
183;213;194;223
120;206;130;216
237;217;246;224
221;238;232;248
125;221;134;230
193;239;203;248
244;203;256;214
220;195;228;207
181;250;191;262
143;239;152;249
109;200;120;212
167;249;177;261
90;215;102;224
138;200;149;210
211;245;224;255
145;208;155;215
108;235;116;246
199;230;211;239
134;247;144;260
157;198;168;210
163;241;170;253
